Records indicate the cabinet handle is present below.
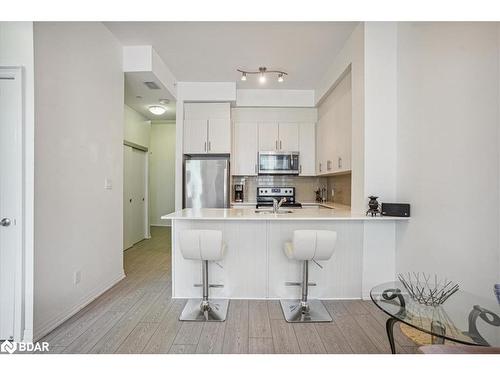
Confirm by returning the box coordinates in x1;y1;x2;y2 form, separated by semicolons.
299;165;302;174
338;157;342;169
275;140;278;150
208;141;211;151
319;162;322;172
327;160;332;171
204;141;207;152
255;164;258;174
280;140;282;150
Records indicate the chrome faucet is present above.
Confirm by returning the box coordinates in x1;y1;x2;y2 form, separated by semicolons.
272;197;287;213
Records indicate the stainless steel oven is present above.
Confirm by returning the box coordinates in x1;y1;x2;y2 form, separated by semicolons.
258;151;299;175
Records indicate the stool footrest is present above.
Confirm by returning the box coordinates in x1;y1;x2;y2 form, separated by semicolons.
193;283;224;288
285;282;317;287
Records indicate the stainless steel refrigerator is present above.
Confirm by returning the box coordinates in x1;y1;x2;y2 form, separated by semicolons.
184;158;230;208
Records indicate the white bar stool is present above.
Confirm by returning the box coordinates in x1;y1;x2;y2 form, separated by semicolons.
280;230;337;322
178;230;229;321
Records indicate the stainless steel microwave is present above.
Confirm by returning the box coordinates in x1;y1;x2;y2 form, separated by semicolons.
258;151;300;175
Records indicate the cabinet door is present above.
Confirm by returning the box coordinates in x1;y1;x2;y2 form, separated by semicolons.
258;123;279;151
298;123;315;176
184;119;207;154
278;123;299;151
316;120;327;174
208;118;231;153
233;122;258;175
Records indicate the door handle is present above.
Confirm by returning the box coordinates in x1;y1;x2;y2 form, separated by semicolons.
1;218;11;227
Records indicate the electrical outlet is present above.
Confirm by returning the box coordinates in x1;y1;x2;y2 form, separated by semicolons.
74;270;81;285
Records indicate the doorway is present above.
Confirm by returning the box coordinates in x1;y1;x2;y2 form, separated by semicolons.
123;143;149;250
0;67;23;341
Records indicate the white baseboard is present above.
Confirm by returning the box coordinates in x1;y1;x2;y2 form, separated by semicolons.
33;271;126;342
150;223;171;227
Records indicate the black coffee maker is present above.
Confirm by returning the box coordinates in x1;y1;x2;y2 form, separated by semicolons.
234;184;244;202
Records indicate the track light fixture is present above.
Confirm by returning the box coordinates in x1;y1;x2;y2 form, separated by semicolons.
237;67;287;84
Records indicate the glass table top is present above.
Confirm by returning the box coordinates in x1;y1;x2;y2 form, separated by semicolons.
370;281;500;346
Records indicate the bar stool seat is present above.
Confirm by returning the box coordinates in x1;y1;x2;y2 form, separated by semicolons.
178;230;229;321
281;230;337;322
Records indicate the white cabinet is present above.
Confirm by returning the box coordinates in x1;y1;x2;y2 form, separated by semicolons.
316;71;352;175
184;119;207;154
298;123;315;176
183;103;231;154
233;122;258;175
258;122;299;151
208;118;231;153
258;123;279;151
278;123;299;151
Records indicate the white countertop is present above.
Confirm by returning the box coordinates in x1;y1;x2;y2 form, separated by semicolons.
162;205;409;221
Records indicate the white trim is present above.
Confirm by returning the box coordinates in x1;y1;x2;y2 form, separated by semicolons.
33;271;125;341
150;223;172;227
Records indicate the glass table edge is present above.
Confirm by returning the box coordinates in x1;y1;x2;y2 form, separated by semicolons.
369;287;487;347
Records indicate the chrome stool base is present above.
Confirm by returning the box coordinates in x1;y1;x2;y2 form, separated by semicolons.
179;299;229;322
280;299;332;323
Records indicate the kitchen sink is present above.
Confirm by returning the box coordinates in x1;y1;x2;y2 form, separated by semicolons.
254;209;294;214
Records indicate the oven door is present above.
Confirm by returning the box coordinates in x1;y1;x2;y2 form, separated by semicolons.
258;152;299;175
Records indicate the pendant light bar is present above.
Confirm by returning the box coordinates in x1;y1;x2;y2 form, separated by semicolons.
237;67;287;83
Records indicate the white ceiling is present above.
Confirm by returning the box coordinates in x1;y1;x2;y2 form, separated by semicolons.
106;22;358;90
125;71;176;121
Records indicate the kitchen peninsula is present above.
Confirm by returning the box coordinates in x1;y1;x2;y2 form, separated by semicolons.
162;206;408;300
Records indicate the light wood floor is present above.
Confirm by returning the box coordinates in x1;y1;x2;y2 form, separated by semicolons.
40;226;418;354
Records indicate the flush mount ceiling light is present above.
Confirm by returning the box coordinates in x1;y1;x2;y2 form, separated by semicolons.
148;105;167;115
237;67;287;84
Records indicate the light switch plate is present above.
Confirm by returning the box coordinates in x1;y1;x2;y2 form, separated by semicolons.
104;178;112;190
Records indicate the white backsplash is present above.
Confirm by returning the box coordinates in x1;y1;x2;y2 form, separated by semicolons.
232;175;328;203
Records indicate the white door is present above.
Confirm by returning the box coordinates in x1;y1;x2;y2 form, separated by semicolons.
278;123;299;151
132;148;146;244
258;123;279;151
183;119;207;154
123;145;134;250
0;68;23;340
233;122;258;175
208;118;231;154
298;123;316;176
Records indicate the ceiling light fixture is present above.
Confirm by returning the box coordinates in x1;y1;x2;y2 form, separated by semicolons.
237;67;287;84
148;105;167;115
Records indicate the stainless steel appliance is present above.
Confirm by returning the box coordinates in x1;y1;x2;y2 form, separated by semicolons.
184;158;230;208
256;187;302;208
234;184;244;202
258;151;299;175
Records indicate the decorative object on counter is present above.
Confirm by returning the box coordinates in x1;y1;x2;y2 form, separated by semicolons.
381;202;411;217
366;195;381;216
315;188;322;203
398;272;459;306
495;283;500;305
237;67;287;83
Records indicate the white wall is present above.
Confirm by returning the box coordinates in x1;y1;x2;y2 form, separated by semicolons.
124;104;151;148
396;22;500;298
149;122;176;226
236;89;315;107
316;24;365;214
0;22;35;342
33;22;125;339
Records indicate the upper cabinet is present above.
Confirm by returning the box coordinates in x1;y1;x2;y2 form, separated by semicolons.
232;122;258;176
258;122;299;152
298;123;316;176
317;71;352;175
183;103;231;154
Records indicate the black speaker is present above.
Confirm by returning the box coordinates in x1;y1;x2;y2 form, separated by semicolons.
381;203;410;217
